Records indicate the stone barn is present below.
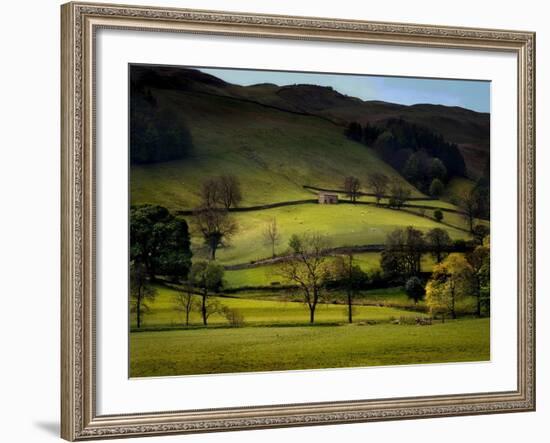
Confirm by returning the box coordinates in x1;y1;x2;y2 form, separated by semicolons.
318;192;339;204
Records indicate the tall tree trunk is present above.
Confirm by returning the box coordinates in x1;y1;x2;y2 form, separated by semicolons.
347;289;353;323
451;287;457;319
475;276;482;317
309;307;315;324
202;291;207;325
136;294;141;329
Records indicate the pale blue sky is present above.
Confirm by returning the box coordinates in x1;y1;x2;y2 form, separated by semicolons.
200;67;490;113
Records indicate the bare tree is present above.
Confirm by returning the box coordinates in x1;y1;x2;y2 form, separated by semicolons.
200;178;221;208
263;217;280;258
344;176;361;203
458;189;478;233
173;282;197;327
381;227;425;281
278;233;330;323
388;181;411;209
217;174;243;209
194;207;237;260
367;173;389;205
130;261;157;329
189;261;224;325
330;253;368;323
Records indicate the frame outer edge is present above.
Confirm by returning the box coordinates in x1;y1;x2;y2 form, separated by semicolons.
60;1;536;439
61;2;78;441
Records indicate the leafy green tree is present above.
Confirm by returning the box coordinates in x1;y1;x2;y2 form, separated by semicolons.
466;245;490;317
403;151;429;188
472;224;490;246
433;209;444;223
425;254;473;320
288;234;302;254
429;158;447;182
189;261;225;325
405;276;425;304
130;205;192;281
429;178;445;197
426;228;452;263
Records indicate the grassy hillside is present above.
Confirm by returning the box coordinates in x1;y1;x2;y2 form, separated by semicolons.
130;318;490;376
130;89;421;211
131;66;490;179
189;203;469;265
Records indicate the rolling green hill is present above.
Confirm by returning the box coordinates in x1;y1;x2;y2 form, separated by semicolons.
192;203;470;266
130;88;420;210
130;65;490;178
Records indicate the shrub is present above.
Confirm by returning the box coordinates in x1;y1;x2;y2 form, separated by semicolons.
221;306;245;327
405;276;425;304
399;316;418;325
429;178;445;197
434;209;444;222
453;239;467;252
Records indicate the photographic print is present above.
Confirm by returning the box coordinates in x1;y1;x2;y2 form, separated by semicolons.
129;64;491;378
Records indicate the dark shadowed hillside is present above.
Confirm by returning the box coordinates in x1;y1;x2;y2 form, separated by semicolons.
131;65;490;178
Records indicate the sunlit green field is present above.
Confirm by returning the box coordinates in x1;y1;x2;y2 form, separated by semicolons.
191;203;470;265
223;252;437;289
131;285;425;329
130;318;490;377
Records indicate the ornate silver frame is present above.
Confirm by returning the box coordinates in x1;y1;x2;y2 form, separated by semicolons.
61;2;536;440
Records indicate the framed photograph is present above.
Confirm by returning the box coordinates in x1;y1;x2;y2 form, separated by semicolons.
61;2;536;440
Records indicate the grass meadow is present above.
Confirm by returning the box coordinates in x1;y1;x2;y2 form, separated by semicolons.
130;318;490;377
130;284;427;330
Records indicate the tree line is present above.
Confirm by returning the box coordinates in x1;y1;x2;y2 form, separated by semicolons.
129;175;243;328
345;118;466;193
129;170;490;329
130;86;194;164
274;224;489;325
345;119;490;221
